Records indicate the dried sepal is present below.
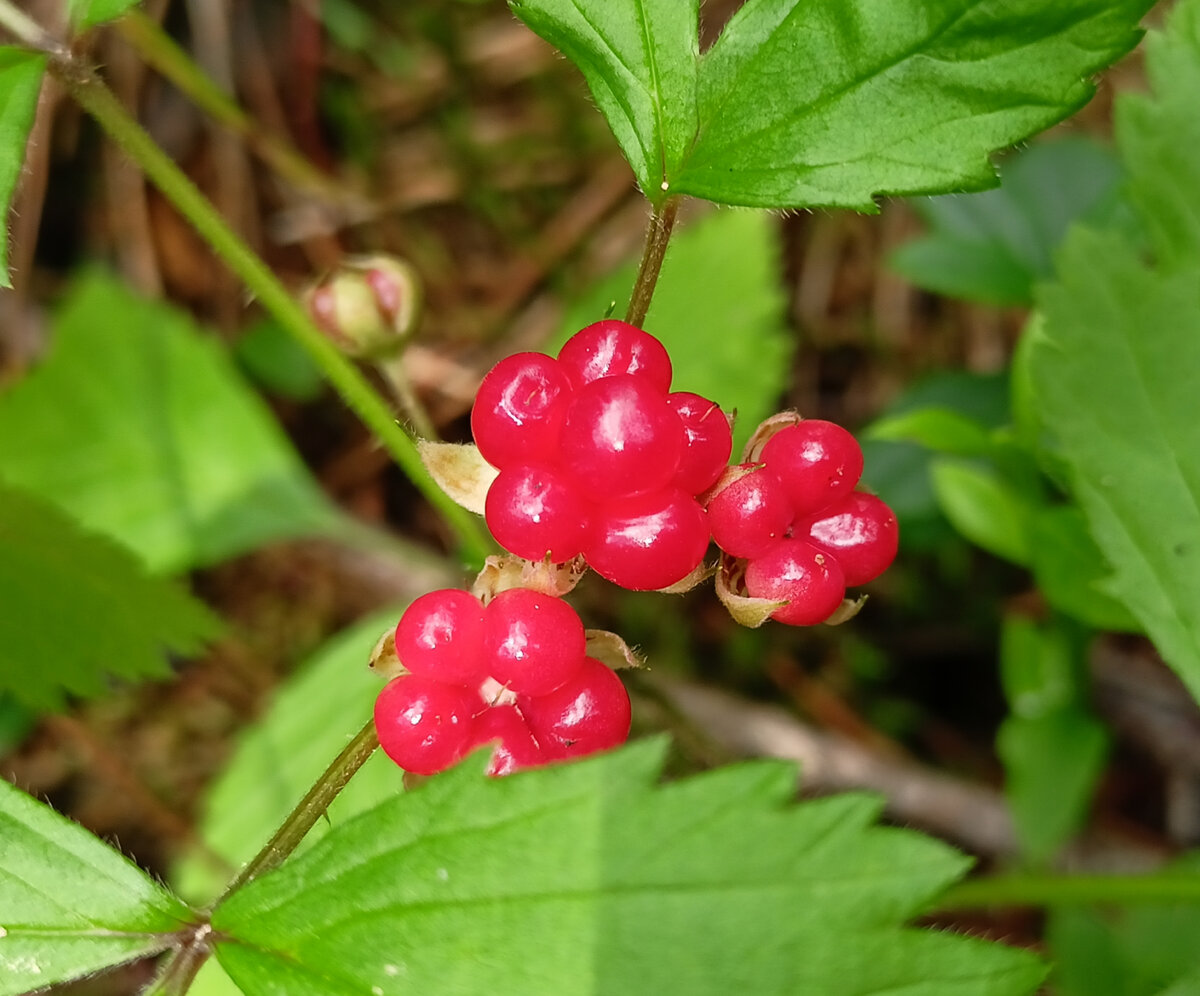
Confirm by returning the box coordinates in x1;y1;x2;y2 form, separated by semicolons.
715;556;787;629
741;410;804;463
585;629;645;670
823;594;867;626
471;553;588;604
656;560;717;594
367;624;406;680
418;440;498;515
696;462;759;506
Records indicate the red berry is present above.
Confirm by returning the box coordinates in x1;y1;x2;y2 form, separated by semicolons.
469;704;546;776
585;488;709;590
744;538;847;626
557;319;672;394
484;463;591;562
519;657;631;760
484;588;587;696
374;674;480;775
394;589;488;686
707;465;794;559
471;353;573;469
799;492;899;586
667;392;733;495
558;375;685;497
759;420;864;518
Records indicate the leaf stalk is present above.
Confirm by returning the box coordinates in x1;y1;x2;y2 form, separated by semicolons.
626;196;679;327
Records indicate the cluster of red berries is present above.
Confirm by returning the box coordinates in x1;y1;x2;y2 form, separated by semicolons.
708;420;899;625
471;319;733;591
374;588;631;776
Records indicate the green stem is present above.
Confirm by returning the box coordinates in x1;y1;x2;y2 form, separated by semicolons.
217;718;380;902
936;871;1200;911
116;10;358;208
625;196;679;328
46;54;492;567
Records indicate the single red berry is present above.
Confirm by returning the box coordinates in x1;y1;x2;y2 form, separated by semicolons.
374;674;480;775
468;704;547;776
484;588;587;696
519;657;631;761
759;420;864;518
558;374;685;497
798;492;899;586
584;487;709;591
394;589;488;686
667;392;733;495
557;319;672;394
484;463;591;562
707;464;794;559
471;352;573;469
744;538;847;626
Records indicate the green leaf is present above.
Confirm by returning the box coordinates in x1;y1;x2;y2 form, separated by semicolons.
892;138;1125;306
173;610;407;904
931;458;1037;566
1048;855;1200;996
0;482;220;711
0;48;46;290
508;0;699;197
1031;230;1200;702
234;317;325;402
1117;0;1200;269
867;407;995;457
0;271;341;574
996;616;1108;864
554;210;791;453
0;775;194;996
68;0;142;29
212;741;1046;995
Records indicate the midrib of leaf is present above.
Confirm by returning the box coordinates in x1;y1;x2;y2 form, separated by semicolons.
631;0;668;184
694;1;979;161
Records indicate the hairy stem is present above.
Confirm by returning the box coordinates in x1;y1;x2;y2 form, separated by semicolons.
936;870;1200;911
217;719;380;902
42;52;491;566
625;196;679;327
141;927;213;996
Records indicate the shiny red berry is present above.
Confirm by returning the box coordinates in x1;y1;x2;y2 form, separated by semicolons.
469;704;547;776
759;420;863;518
484;588;587;696
584;487;709;591
519;657;631;760
744;538;847;626
707;464;794;559
374;674;480;775
667;392;733;495
471;352;573;469
557;319;672;394
394;589;487;687
484;463;591;562
798;492;899;586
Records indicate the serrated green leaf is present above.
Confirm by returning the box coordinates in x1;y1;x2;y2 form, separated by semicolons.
1048;855;1200;996
931;458;1037;566
0;48;46;290
0;775;194;996
211;741;1045;995
0;271;341;574
68;0;141;29
1031;229;1200;703
997;616;1108;864
892;138;1125;306
0;482;221;711
515;0;1150;210
173;610;406;904
508;0;698;196
554;210;791;452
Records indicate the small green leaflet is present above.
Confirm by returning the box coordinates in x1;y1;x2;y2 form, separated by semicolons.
0;482;220;710
0;775;195;996
1029;0;1200;712
212;740;1046;995
511;0;1151;210
0;48;46;289
0;272;341;574
553;209;792;453
173;610;407;904
68;0;142;29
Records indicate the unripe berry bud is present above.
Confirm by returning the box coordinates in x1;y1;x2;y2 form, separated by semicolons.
303;254;421;358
